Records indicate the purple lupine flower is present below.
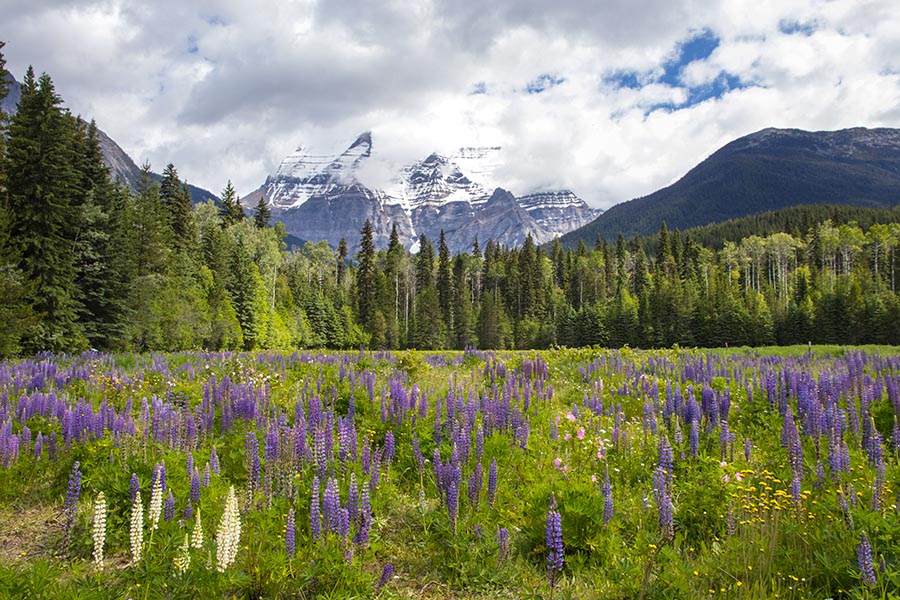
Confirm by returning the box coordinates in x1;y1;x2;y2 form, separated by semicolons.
369;449;382;494
338;507;350;544
411;433;425;475
689;421;699;457
353;485;371;546
858;532;876;586
315;425;328;479
468;463;482;506
164;489;175;522
310;476;321;541
265;426;278;463
130;472;140;503
186;452;194;479
744;438;752;461
790;473;802;509
324;477;341;533
475;427;484;462
653;467;674;541
245;431;260;491
497;527;510;563
657;435;673;475
488;458;498;507
152;462;166;492
602;470;613;526
64;461;82;537
191;469;202;504
384;431;395;465
375;563;394;590
545;494;564;588
33;432;43;460
203;463;211;487
184;500;193;521
210;445;220;475
349;474;359;523
286;508;295;557
447;480;459;534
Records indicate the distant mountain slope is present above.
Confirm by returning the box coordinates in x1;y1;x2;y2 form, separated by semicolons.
3;73;218;205
561;127;900;244
246;132;600;253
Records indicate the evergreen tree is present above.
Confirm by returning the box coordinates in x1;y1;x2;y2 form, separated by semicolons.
71;120;129;348
437;230;453;333
337;237;348;286
124;165;163;275
219;180;244;227
253;196;271;229
4;68;84;352
356;220;377;335
384;224;405;348
452;254;472;348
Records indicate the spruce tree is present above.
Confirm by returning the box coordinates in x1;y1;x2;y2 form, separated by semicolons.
337;237;348;286
452;254;472;349
356;220;377;333
71;119;129;348
4;68;84;351
437;230;453;332
219;180;244;227
253;196;271;229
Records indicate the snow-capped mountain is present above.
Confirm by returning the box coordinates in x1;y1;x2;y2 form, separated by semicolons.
245;133;601;253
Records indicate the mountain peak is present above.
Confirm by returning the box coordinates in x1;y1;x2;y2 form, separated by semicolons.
349;131;373;152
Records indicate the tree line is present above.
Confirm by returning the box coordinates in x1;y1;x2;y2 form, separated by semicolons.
2;54;900;356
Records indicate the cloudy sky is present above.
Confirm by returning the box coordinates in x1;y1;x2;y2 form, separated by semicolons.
4;0;900;209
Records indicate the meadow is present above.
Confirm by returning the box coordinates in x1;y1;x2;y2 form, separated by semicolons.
0;346;898;599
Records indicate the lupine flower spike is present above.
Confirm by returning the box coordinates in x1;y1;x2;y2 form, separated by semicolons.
92;492;106;567
546;494;564;589
130;492;143;563
215;486;241;572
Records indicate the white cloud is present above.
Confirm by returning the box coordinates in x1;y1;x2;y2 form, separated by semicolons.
3;0;900;208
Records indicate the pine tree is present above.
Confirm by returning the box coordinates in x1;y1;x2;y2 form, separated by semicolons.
158;163;196;253
219;181;244;227
130;164;167;278
452;254;472;348
385;224;404;347
253;196;271;229
4;68;84;352
71;120;129;348
356;220;377;335
337;238;348;286
437;230;453;332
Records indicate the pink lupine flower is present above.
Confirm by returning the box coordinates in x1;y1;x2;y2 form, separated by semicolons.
576;428;585;440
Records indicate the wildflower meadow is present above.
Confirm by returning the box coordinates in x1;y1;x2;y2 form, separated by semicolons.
1;346;899;598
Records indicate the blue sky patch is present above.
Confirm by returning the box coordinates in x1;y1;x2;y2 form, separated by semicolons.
470;81;487;95
659;29;720;87
187;34;199;54
526;74;565;94
602;28;757;115
778;19;819;36
603;70;643;90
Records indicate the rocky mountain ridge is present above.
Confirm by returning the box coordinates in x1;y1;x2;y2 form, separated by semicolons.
245;133;600;252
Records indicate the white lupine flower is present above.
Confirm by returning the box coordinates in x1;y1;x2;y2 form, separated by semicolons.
190;507;203;550
215;486;241;572
174;534;191;574
92;492;107;567
130;493;143;563
148;478;163;530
